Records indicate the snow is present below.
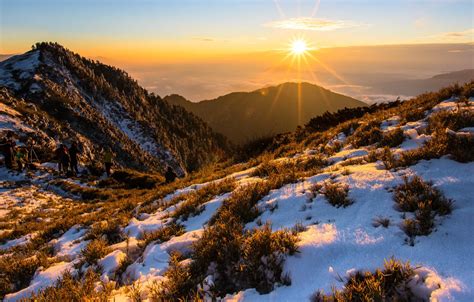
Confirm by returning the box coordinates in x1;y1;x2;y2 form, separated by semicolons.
328;148;368;164
0;113;35;134
124;211;167;239
381;115;400;130
99;250;128;280
1;96;473;301
4;261;75;302
179;193;230;231
0;51;40;91
96;100;184;176
227;158;474;301
51;225;88;259
0;233;35;250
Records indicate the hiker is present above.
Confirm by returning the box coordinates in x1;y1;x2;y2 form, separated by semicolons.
103;148;113;177
0;132;16;169
15;146;28;171
165;166;177;183
69;141;80;175
55;144;70;174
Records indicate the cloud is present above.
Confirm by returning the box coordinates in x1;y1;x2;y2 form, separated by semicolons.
264;17;363;31
191;36;215;42
441;28;474;39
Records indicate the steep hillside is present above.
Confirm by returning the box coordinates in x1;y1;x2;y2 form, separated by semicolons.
0;42;229;174
1;82;472;301
165;82;366;143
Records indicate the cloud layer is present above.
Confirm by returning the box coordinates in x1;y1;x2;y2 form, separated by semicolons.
264;17;362;31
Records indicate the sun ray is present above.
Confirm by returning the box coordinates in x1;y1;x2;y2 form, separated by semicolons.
305;51;352;87
272;0;286;19
311;0;321;17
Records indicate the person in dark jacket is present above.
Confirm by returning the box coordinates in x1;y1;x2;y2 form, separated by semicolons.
15;146;27;171
103;148;113;177
69;142;80;175
1;133;15;169
55;144;70;174
165;166;177;183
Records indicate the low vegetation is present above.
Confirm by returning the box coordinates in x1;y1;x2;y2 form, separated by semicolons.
311;258;417;302
155;220;298;300
140;222;185;246
323;181;352;208
171;178;236;221
26;269;113;301
394;176;453;242
81;239;110;265
378;127;405;148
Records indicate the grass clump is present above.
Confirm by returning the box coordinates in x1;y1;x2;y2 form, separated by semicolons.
323;181;352;208
81;238;110;265
378;127;405;148
172;178;236;221
156;212;298;300
311;258;417;302
141;222;185;246
372;216;391;228
239;224;298;293
149;252;197;300
0;251;50;299
394;176;453;241
348;121;382;148
98;169;165;189
86;219;125;244
211;182;271;225
26;269;113;301
394;176;452;215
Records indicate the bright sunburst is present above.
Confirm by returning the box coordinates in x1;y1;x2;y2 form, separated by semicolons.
290;39;308;55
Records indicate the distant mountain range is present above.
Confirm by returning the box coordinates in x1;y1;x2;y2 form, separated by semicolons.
165;82;366;143
0;43;229;174
369;69;474;96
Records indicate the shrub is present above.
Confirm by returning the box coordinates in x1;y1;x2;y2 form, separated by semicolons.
394;176;452;215
447;132;474;162
149;252;198;301
212;182;271;225
348;121;382;148
191;210;244;295
381;147;397;170
372;216;390;228
428;109;474;133
141;222;185;246
102;169;165;189
323;181;352;208
162;213;299;299
311;258;416;301
26;269;112;301
251;160;294;178
81;239;110;265
172;178;236;221
403;107;426;122
239;224;298;293
86;219;124;244
296;155;327;171
394;176;453;239
379;127;405;148
0;252;50;299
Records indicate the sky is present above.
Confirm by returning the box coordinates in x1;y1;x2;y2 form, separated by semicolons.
0;0;473;100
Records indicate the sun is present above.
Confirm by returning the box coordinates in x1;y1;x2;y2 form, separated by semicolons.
291;39;308;55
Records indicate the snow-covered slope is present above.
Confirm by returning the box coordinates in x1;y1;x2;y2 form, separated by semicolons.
1;90;473;301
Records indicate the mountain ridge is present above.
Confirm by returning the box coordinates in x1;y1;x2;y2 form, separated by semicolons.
165;82;366;143
0;42;230;174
